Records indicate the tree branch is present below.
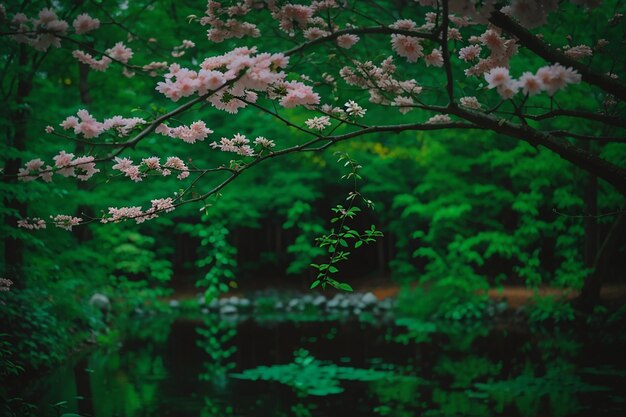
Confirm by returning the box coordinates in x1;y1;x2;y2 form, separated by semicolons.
489;10;626;102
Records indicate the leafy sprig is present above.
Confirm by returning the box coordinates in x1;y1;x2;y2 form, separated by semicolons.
310;152;383;291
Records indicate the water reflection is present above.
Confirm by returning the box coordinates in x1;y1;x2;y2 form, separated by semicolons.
22;312;626;417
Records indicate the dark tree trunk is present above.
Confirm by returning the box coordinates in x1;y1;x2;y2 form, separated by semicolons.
577;212;626;311
3;46;32;280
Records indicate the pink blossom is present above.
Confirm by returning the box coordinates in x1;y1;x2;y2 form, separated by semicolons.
160;121;213;144
26;159;44;171
272;4;313;33
336;34;359;49
497;81;519;99
479;29;506;57
536;64;581;95
0;278;13;292
52;214;82;231
426;114;452;124
304;27;330;40
459;96;481;109
424;49;444;67
39;166;53;183
73;156;99;181
103;116;146;136
305;116;331;130
54;151;75;177
142;157;161;170
279;81;320;108
164;157;190;179
75;109;105;138
17;217;46;230
517;72;543;95
72;50;112;71
106;42;133;63
484;67;511;89
72;13;100;34
210;133;256;156
253;137;275;148
393;96;414;114
345;100;366;118
38;8;57;24
45;125;54;133
112;157;143;182
459;45;481;61
447;28;462;41
563;44;593;60
391;35;424;63
102;206;144;224
390;19;417;30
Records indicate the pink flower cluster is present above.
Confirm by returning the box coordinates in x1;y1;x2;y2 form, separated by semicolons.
17;218;46;230
340;57;422;106
426;114;452;124
171;39;196;57
210;133;256;156
60;110;146;138
271;4;314;34
464;29;518;77
563;44;593;60
19;151;99;182
336;34;359;49
156;121;213;144
391;34;424;63
201;0;260;42
106;42;133;63
485;64;581;99
0;278;13;292
52;215;82;231
102;197;175;224
11;8;68;51
112;156;190;182
72;50;112;71
71;42;132;71
274;80;320;108
157;47;317;113
305;116;331;130
72;13;100;34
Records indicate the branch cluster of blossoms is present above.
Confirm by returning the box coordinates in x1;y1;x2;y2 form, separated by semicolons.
156;46;319;112
340;57;422;110
8;8;95;51
171;39;196;58
462;28;519;77
18;151;99;183
0;278;14;292
17;215;82;231
155;121;213;144
112;156;190;182
59;109;146;138
72;41;133;72
209;133;275;157
201;0;261;42
102;197;175;224
485;64;581;99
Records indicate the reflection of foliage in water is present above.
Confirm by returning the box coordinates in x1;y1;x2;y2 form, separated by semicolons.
232;348;413;396
435;355;502;388
197;313;237;383
472;364;608;417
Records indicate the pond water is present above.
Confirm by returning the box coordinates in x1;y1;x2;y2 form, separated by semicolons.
21;312;626;417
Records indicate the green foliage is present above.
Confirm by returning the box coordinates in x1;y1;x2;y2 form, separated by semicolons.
231;348;403;396
310;153;383;291
526;295;576;323
197;313;237;381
